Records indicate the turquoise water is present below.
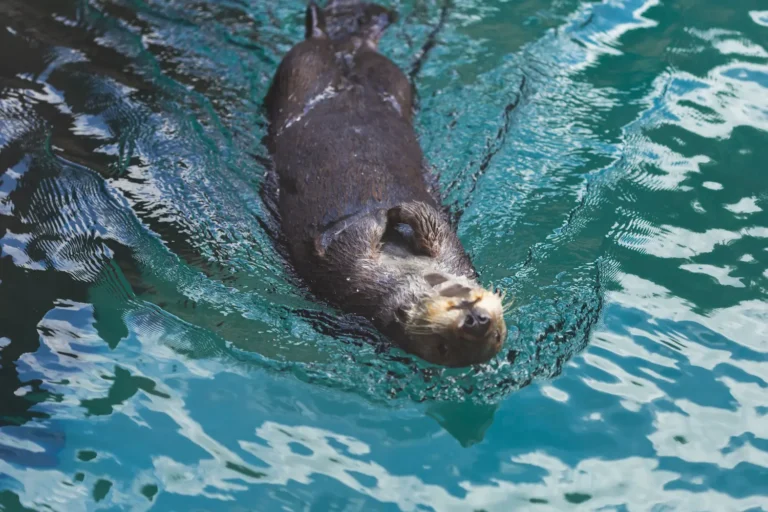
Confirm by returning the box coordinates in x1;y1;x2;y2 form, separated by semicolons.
1;0;767;509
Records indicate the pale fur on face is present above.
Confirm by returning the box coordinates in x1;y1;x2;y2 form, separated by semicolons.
312;202;509;367
374;255;507;367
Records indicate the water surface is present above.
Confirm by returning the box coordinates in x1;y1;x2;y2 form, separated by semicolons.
1;0;767;509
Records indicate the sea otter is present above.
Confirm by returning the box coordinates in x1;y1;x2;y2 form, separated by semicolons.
264;0;507;367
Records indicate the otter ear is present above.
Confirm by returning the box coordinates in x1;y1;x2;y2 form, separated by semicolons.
305;2;327;40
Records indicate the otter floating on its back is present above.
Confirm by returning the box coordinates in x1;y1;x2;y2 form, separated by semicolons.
264;0;507;367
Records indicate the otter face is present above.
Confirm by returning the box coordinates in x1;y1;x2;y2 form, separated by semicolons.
399;274;508;367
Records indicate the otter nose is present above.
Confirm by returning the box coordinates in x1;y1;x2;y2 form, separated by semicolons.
461;308;491;337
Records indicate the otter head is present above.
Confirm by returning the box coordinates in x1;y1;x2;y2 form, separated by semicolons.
394;272;508;367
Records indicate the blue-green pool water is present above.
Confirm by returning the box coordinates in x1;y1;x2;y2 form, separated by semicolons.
1;0;768;509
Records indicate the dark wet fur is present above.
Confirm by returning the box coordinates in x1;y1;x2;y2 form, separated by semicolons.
263;0;477;348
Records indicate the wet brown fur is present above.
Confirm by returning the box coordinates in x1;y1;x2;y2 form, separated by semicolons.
264;1;506;367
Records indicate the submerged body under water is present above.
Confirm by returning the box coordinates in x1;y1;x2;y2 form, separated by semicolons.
1;0;767;510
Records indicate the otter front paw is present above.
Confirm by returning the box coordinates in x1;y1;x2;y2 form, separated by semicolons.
387;202;442;258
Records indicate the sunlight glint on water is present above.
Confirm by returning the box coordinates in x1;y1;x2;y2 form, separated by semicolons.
0;0;767;509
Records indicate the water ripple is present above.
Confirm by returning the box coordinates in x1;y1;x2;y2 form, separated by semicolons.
2;0;768;509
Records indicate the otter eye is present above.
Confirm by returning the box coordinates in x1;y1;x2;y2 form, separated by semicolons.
395;307;409;323
424;273;448;287
495;331;502;343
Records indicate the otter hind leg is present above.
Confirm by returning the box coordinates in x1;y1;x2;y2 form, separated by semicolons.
305;2;327;40
323;1;398;46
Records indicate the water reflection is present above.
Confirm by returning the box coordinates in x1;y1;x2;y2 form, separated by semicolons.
1;0;768;509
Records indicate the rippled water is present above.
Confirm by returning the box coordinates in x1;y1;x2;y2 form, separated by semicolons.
1;0;767;509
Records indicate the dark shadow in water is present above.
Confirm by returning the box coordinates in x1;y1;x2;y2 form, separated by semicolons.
0;144;88;431
0;147;81;471
426;401;499;447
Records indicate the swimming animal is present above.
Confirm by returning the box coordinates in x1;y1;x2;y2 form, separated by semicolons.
264;0;507;367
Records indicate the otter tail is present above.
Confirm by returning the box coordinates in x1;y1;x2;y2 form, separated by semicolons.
305;0;397;44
